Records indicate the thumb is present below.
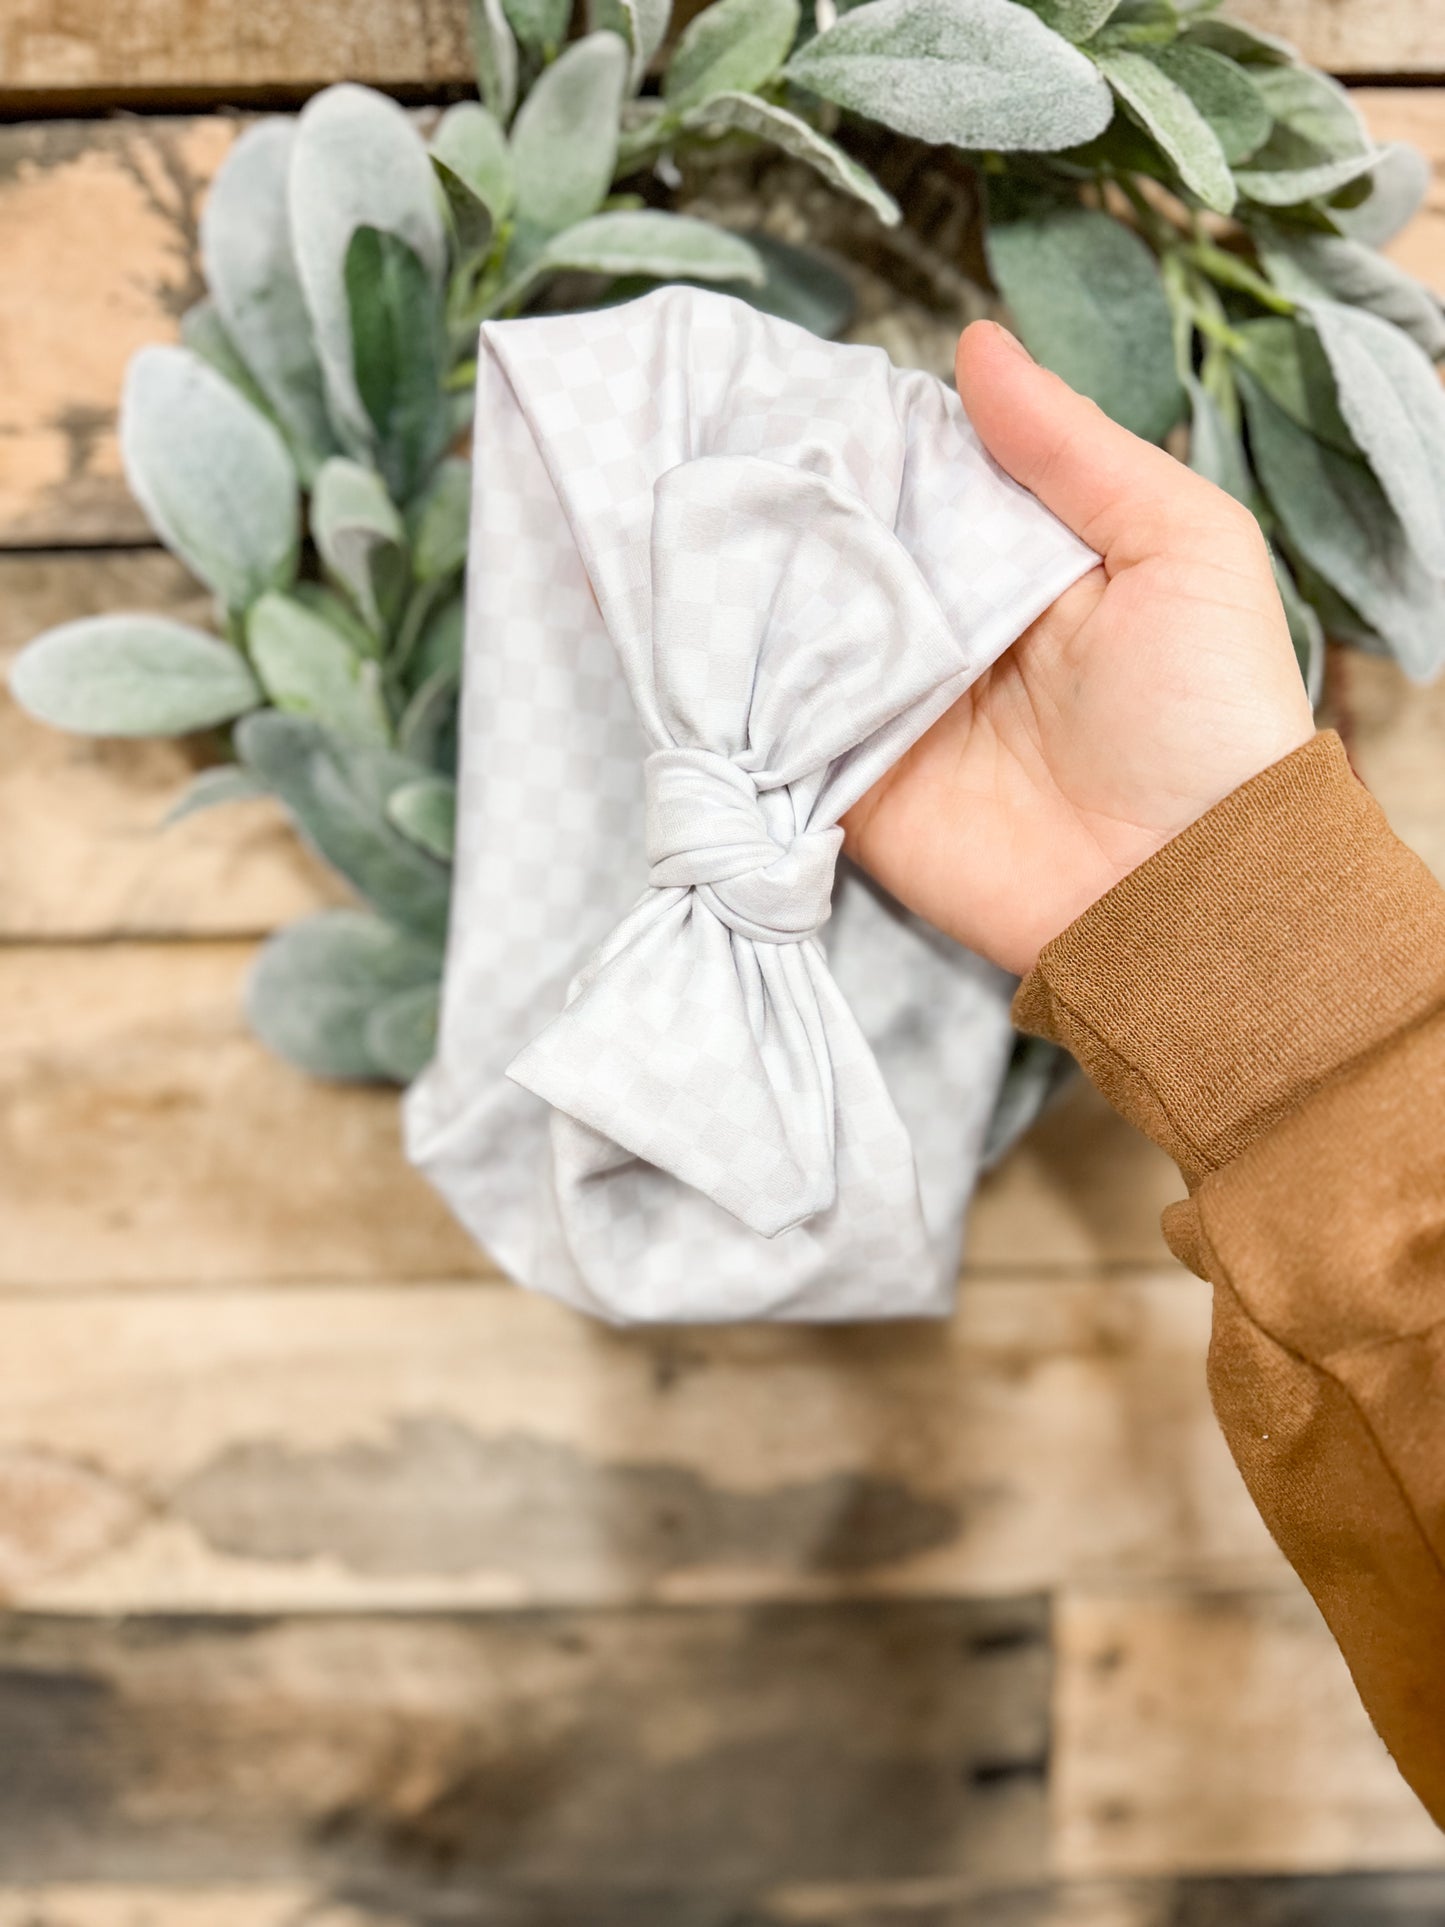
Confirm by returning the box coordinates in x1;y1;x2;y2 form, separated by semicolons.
955;320;1228;567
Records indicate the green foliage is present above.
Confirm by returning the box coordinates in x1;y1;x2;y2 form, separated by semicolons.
12;0;1445;1103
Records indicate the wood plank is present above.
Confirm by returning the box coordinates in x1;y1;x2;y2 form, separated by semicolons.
1231;3;1445;75
0;1276;1281;1609
4;94;1444;546
1053;1589;1445;1879
0;0;1435;94
0;1601;1049;1892
0;0;471;98
0;937;1179;1287
3;1875;1445;1927
0;552;339;938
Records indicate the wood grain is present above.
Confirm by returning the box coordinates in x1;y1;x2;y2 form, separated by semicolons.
1053;1589;1445;1878
2;93;1443;546
0;1275;1282;1610
0;552;340;938
0;0;1436;95
0;1600;1049;1892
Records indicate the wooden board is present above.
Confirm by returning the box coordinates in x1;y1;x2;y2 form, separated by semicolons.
4;1874;1445;1927
2;96;1443;547
0;0;1436;96
0;552;340;938
0;936;1182;1288
1054;1589;1445;1878
0;1600;1050;1893
0;2;470;100
0;1275;1283;1610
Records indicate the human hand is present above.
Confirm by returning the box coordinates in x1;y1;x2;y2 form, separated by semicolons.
843;321;1317;977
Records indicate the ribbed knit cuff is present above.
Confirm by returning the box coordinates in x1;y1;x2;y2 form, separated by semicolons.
1013;731;1445;1184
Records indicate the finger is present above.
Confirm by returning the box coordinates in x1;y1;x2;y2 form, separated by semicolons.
955;320;1238;566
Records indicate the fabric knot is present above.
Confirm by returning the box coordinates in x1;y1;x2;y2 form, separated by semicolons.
644;745;842;944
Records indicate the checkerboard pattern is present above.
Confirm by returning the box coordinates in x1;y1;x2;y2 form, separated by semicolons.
405;287;1097;1324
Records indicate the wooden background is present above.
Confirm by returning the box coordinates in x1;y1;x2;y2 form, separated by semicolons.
2;4;1445;1920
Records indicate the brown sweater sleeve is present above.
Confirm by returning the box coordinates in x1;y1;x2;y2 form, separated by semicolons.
1013;729;1445;1826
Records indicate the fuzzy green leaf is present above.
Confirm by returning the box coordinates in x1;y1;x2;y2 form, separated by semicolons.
289;84;447;458
164;764;267;824
398;665;461;774
1257;225;1445;361
665;0;800;109
537;209;766;284
1250;63;1370;166
470;0;519;121
406;459;473;583
724;232;856;337
365;982;442;1082
502;0;572;52
387;775;458;859
1147;42;1270;165
236;712;451;934
180;300;280;428
785;0;1114;152
1185;373;1250;504
344;227;451;503
1272;550;1325;704
679;91;900;224
1181;16;1294;64
10;615;262;739
1235;148;1382;207
408;594;466;692
246;908;442;1081
1240;369;1445;682
1024;0;1119;43
511;33;629;238
246;592;393;745
311;457;408;635
591;0;673;88
122;346;300;613
986;203;1184;440
201;118;338;483
1230;316;1356;454
1094;47;1236;212
1306;298;1445;573
431;102;513;257
1329;141;1431;247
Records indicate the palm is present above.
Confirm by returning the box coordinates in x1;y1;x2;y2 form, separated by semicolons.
844;507;1309;975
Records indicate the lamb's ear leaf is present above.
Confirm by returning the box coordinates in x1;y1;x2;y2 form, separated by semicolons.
986;203;1184;441
288;84;447;456
784;0;1114;153
678;91;900;224
164;764;267;825
510;33;628;239
365;982;442;1082
344;227;451;505
1229;316;1356;454
431;101;513;257
664;0;799;110
1329;141;1431;247
530;209;766;289
387;775;458;859
121;346;300;613
1093;48;1237;213
246;908;442;1081
1185;373;1251;505
245;592;394;746
721;233;857;339
1180;15;1295;65
1236;148;1382;208
501;0;572;54
200;117;338;482
1271;549;1326;705
1239;367;1445;682
10;615;261;737
1256;224;1445;361
1144;42;1270;166
590;0;672;89
407;459;473;583
1304;297;1445;573
235;711;452;935
1249;63;1372;167
1025;0;1120;44
311;457;408;638
470;0;519;120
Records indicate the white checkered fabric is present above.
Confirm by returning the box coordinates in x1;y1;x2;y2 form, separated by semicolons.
405;288;1097;1324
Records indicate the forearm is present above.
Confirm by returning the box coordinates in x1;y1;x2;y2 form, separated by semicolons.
1014;731;1445;1823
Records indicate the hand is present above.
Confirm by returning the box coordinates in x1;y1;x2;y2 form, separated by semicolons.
843;321;1317;977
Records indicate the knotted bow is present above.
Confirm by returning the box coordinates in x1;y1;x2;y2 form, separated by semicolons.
506;453;975;1240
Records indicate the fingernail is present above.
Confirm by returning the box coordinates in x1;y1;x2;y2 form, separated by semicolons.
992;322;1033;363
